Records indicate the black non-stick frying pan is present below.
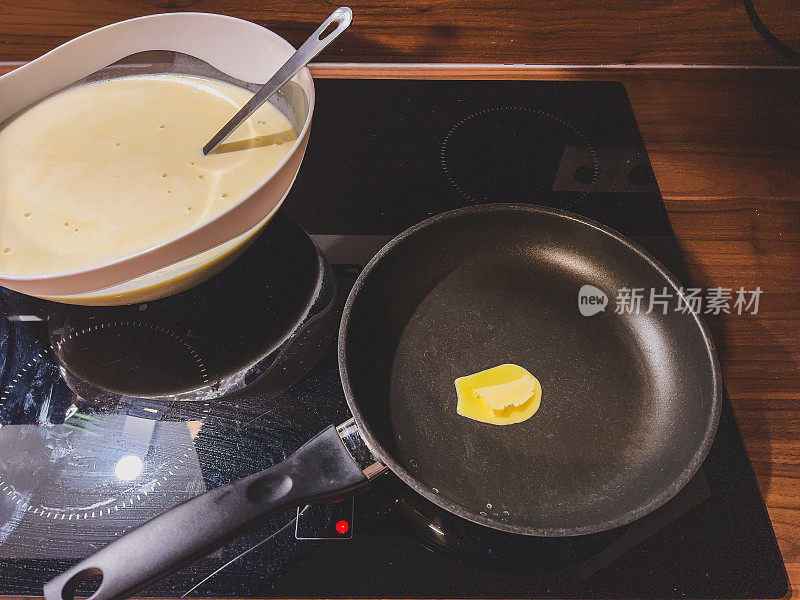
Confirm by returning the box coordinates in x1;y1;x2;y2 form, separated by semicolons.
45;204;722;600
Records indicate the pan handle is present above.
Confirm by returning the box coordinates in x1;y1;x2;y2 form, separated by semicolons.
43;425;369;600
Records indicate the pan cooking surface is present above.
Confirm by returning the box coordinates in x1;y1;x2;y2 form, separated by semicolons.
391;249;658;523
343;205;720;535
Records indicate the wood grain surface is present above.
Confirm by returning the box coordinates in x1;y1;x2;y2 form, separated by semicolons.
0;61;797;598
2;0;800;65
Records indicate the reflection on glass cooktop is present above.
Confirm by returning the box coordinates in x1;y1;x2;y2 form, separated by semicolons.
0;79;788;599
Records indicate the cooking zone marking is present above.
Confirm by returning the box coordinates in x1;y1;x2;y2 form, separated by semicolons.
0;345;210;520
53;321;210;387
440;106;600;206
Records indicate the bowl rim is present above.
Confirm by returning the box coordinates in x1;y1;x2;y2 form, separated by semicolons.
0;12;315;296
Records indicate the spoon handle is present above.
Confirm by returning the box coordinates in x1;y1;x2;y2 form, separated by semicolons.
203;7;352;155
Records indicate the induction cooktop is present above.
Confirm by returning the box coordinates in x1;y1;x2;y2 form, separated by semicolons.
0;80;788;599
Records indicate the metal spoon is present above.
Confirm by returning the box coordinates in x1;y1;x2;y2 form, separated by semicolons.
202;7;353;155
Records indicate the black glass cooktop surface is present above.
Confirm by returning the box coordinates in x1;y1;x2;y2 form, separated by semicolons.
0;80;788;598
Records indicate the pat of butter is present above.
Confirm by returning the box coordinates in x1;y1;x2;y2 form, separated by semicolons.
455;364;542;426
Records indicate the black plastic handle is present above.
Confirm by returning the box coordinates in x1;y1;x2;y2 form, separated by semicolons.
43;425;368;600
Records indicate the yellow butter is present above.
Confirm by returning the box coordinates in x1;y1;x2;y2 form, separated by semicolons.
455;364;542;426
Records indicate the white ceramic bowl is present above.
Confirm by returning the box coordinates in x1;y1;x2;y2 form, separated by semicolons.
0;13;314;305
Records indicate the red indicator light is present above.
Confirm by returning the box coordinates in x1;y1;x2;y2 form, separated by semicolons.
335;520;349;535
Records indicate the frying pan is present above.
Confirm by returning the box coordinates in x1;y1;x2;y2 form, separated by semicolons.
44;204;721;600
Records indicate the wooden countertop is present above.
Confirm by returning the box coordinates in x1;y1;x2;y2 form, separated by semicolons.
0;62;798;598
2;0;800;66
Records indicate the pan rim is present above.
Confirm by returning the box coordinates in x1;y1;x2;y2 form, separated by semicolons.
338;202;723;537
